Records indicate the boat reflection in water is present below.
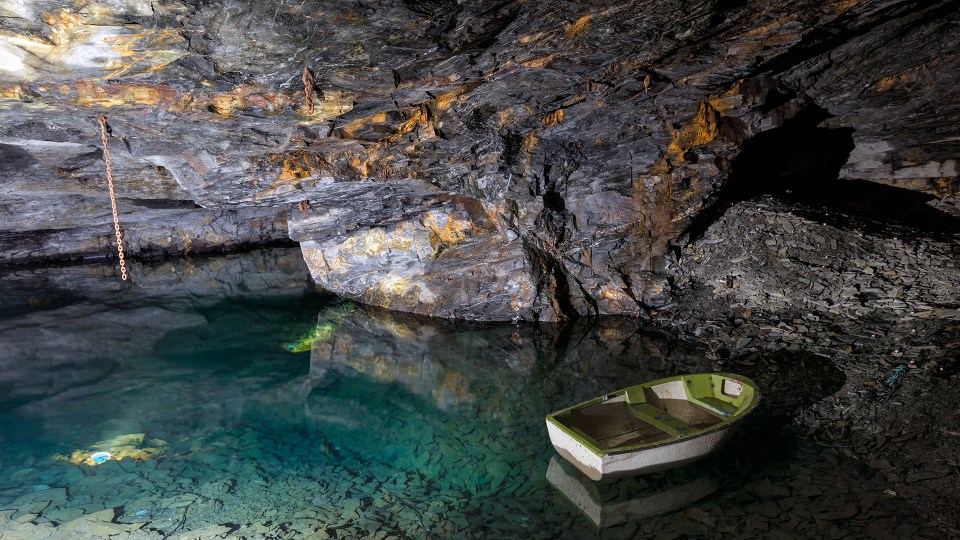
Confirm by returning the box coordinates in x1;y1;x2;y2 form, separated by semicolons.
546;456;719;529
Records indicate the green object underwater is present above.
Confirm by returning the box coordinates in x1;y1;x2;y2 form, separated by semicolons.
282;303;355;353
284;323;334;353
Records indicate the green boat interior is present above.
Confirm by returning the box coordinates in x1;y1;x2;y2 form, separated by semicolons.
554;375;756;453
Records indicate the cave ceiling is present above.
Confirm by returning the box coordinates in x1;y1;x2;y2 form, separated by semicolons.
1;0;957;320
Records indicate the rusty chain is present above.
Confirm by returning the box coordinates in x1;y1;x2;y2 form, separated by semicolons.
302;66;315;115
97;114;127;281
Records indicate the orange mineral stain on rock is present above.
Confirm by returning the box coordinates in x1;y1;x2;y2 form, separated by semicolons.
875;76;898;93
192;84;285;117
433;87;465;111
206;92;243;117
342;226;416;258
347;144;393;178
542;108;564;127
335;88;462;144
741;16;795;39
172;94;195;111
395;106;430;138
423;211;473;252
336;111;390;139
73;81;177;107
273;151;325;182
376;274;415;297
565;15;591;38
521;55;557;69
0;85;24;100
598;283;632;304
14;8;187;81
41;9;85;46
103;28;187;77
931;176;959;198
519;32;546;44
251;151;332;200
301;89;354;121
350;156;368;177
639;97;727;241
830;0;862;14
168;84;349;119
872;62;936;92
665;100;720;165
108;29;184;58
521;132;538;153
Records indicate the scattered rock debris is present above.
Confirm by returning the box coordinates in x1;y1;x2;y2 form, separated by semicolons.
656;198;960;535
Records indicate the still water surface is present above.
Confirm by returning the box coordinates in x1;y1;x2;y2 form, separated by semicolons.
0;249;929;538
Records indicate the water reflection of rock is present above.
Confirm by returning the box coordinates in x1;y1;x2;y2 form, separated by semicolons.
305;307;716;413
0;248;315;411
546;456;719;529
310;308;493;410
297;307;725;502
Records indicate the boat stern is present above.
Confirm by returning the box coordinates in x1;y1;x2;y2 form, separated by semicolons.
545;418;606;481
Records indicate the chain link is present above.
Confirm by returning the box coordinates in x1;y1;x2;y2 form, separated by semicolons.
97;114;127;281
302;66;315;116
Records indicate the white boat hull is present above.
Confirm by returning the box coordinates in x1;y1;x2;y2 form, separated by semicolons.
546;373;759;480
546;419;739;480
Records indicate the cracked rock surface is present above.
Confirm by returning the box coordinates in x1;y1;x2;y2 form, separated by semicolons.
1;0;958;320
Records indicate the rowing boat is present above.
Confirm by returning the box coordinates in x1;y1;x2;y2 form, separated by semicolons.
545;373;759;480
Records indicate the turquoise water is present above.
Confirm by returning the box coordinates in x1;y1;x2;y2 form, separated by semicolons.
0;250;933;538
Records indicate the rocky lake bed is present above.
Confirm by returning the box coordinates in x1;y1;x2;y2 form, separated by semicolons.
1;0;959;536
0;240;957;538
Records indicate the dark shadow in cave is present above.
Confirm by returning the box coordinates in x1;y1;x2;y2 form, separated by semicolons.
720;105;855;203
685;105;960;244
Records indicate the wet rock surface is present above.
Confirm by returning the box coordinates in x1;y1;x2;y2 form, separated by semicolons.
1;0;958;319
659;197;960;533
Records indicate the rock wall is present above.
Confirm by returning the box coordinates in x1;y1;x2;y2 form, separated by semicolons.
1;0;957;320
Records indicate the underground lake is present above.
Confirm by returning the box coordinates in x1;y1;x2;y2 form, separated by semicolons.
2;0;960;537
0;249;940;539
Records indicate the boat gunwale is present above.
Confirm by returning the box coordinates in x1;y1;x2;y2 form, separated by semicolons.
545;372;760;457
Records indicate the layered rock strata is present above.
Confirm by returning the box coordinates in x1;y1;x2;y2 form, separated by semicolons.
1;0;957;320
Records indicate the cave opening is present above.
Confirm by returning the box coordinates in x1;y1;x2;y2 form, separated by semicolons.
722;105;855;206
686;105;960;243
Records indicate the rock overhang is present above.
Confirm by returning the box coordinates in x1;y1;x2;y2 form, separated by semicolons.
0;0;957;321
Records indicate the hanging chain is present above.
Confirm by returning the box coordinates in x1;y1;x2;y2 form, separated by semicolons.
97;114;127;281
302;66;315;115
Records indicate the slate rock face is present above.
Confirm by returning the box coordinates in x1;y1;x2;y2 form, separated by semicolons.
1;0;957;320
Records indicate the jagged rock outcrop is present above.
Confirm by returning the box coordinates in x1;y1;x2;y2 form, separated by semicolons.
1;0;957;320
